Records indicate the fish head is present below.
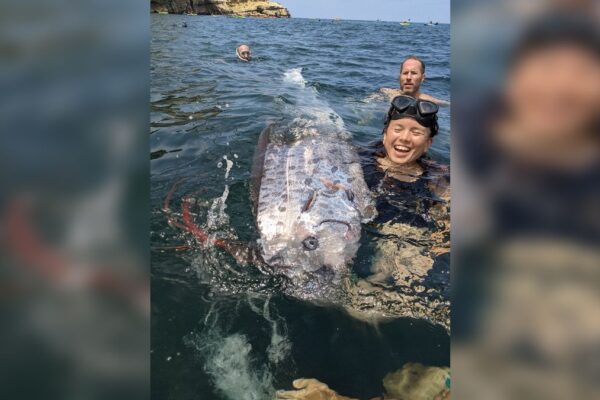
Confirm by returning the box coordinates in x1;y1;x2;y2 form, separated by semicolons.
262;187;363;284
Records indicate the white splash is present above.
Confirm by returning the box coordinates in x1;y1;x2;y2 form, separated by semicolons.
283;67;306;87
207;155;233;229
187;331;276;400
248;296;292;366
183;296;295;400
224;155;234;179
281;68;345;132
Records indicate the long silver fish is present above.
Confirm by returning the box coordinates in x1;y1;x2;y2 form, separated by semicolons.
251;71;376;297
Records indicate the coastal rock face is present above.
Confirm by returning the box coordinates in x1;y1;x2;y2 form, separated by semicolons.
151;0;291;18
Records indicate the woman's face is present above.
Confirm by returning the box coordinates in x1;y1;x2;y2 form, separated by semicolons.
505;44;600;140
383;117;433;166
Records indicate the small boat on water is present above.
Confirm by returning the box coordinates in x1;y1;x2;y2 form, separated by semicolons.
400;22;410;26
186;13;197;16
157;11;169;15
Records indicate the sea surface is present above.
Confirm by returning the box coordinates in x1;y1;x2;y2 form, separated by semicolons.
151;15;450;399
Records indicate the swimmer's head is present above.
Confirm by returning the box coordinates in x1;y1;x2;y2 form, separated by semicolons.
236;44;252;61
500;12;600;142
399;55;426;96
382;96;439;166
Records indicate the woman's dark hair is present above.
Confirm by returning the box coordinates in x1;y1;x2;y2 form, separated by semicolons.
511;11;600;66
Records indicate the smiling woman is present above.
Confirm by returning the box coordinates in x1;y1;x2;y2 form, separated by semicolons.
378;95;440;175
383;118;432;166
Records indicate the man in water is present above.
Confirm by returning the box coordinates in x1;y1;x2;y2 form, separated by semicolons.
236;44;252;62
380;56;449;106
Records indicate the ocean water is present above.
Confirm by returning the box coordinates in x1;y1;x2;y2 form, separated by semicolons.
151;15;450;399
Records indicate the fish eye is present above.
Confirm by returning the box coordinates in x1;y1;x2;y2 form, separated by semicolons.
302;236;319;251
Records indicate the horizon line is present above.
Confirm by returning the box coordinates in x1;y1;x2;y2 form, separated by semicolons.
292;16;450;24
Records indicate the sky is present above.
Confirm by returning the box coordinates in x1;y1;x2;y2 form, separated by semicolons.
280;0;450;23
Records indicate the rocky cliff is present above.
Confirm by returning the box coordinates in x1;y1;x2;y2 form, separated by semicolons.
151;0;290;18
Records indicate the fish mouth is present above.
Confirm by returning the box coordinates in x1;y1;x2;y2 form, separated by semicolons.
317;219;353;237
318;219;351;230
266;255;285;267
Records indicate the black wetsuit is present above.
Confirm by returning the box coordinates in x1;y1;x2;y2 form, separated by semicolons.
359;141;449;230
356;141;452;327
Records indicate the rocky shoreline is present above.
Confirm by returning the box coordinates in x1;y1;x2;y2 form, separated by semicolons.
151;0;291;18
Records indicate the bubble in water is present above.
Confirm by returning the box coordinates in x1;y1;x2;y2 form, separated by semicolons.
186;331;276;400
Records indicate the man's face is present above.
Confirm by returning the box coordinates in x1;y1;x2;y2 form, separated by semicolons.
383;118;432;166
505;44;600;140
238;45;251;61
400;59;425;95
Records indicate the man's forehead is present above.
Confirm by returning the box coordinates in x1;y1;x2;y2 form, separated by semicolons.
402;59;423;72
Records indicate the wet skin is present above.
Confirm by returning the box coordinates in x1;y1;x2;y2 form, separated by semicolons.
382;117;433;168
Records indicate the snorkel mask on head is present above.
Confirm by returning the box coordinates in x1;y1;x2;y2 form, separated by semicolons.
386;95;439;137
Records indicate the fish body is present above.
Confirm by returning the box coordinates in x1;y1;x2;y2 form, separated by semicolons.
252;122;376;293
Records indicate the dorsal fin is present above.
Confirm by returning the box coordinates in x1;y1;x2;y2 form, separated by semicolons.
250;124;274;217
